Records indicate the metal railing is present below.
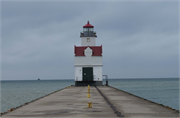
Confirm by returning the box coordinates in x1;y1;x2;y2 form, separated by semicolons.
103;75;108;86
80;32;97;37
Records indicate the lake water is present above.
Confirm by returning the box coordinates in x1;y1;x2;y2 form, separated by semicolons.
1;78;179;113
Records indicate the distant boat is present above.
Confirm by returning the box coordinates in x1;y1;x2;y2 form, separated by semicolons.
38;78;40;80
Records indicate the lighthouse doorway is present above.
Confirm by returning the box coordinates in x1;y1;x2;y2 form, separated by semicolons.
83;67;93;81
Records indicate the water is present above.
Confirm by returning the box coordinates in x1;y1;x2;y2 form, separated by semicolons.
1;78;179;113
106;78;179;110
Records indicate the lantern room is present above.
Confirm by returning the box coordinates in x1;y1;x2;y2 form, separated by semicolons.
81;21;97;37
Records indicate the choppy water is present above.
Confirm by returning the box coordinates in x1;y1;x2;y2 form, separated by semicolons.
1;78;179;113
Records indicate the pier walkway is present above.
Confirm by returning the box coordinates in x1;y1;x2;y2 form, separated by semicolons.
2;86;179;118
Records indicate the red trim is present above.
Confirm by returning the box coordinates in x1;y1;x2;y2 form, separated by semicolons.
83;21;94;28
74;46;102;56
74;46;86;56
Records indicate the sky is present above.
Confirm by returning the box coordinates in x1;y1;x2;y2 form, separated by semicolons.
1;0;179;80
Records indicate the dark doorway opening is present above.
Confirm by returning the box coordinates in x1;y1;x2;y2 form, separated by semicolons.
83;67;93;81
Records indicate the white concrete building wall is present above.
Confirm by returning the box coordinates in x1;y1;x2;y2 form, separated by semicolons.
75;67;82;81
93;66;103;81
74;56;102;66
74;66;102;82
81;37;96;46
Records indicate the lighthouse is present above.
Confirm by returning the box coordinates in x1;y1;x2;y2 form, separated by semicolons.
74;21;103;86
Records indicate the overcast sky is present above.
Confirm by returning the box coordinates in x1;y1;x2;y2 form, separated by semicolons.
1;0;179;80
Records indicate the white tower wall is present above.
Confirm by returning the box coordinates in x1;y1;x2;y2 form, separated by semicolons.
81;37;96;46
74;56;102;66
93;66;103;81
75;66;82;81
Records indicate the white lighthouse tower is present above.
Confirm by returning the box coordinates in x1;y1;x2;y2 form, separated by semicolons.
74;21;103;86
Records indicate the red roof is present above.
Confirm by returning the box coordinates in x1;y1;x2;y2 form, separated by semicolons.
74;45;102;56
83;21;94;28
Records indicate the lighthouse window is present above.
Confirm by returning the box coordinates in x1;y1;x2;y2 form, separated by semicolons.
83;28;87;32
90;28;93;31
87;38;90;42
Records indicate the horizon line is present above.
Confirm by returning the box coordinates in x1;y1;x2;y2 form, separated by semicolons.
1;77;179;81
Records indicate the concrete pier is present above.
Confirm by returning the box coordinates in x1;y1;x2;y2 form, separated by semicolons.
2;86;179;118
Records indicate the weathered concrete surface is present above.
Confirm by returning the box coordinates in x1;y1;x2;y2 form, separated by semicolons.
98;86;179;118
2;86;179;118
2;86;117;118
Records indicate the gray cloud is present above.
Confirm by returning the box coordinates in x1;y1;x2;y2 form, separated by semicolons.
2;1;179;80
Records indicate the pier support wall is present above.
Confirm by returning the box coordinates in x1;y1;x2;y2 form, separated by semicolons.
75;81;102;86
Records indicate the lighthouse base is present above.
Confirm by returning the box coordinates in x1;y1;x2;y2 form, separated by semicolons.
75;81;102;86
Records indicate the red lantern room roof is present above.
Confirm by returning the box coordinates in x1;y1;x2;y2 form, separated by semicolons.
83;21;94;28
